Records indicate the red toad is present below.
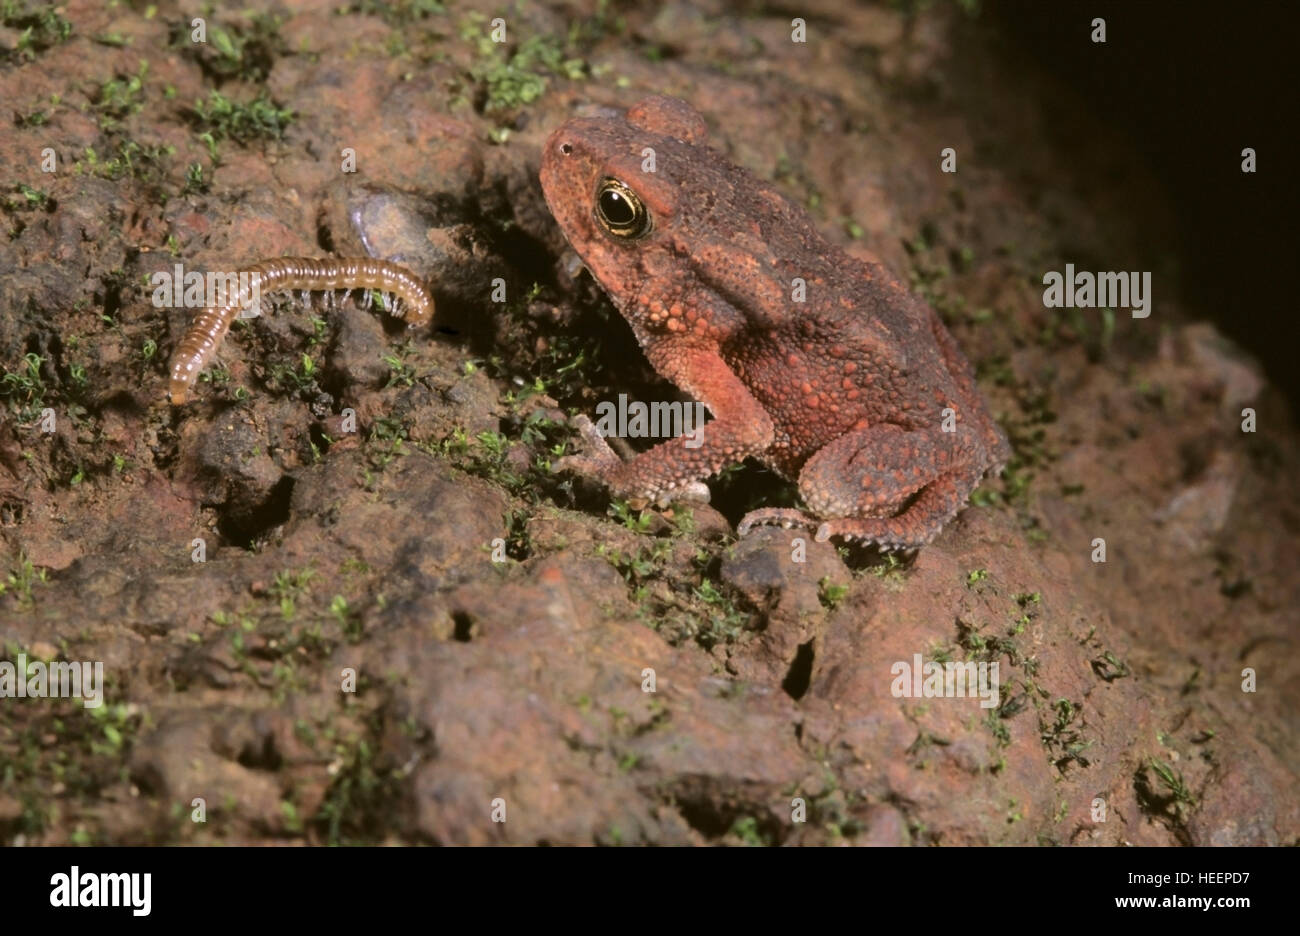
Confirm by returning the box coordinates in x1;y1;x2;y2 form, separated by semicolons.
540;96;1009;549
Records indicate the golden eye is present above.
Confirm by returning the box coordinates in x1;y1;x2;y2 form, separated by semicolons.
594;178;651;239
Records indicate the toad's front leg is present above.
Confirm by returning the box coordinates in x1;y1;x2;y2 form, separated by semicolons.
556;340;774;507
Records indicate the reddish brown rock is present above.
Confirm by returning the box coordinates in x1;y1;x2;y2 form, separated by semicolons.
0;1;1293;848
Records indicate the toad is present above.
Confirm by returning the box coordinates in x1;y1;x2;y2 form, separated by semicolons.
540;96;1009;549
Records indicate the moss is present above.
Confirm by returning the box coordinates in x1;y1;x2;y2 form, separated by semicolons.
192;90;295;145
93;60;150;129
334;0;446;28
818;576;849;609
459;13;589;124
1;0;72;62
173;13;285;83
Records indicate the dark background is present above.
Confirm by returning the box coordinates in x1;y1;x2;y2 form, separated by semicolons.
990;0;1297;407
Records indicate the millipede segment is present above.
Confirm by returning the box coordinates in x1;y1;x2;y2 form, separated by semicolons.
167;257;433;404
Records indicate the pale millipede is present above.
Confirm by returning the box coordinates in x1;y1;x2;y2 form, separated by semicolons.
167;257;434;405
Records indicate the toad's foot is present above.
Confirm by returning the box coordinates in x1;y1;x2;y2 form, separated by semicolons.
555;414;710;508
736;508;822;536
738;508;917;552
554;413;624;478
812;518;922;551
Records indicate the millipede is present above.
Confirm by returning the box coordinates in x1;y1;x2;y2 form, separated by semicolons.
167;256;434;405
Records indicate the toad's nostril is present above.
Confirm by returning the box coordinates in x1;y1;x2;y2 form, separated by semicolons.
559;141;573;155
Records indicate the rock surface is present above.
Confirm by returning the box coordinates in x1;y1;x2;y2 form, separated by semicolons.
0;1;1295;845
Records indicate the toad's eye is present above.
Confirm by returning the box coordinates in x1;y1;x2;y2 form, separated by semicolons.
595;178;652;240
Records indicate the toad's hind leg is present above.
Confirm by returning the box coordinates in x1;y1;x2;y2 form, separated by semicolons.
796;422;986;549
